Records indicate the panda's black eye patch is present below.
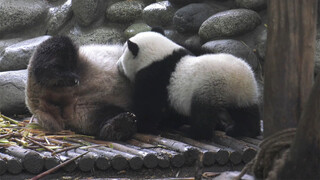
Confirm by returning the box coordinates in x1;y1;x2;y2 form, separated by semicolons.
127;40;139;57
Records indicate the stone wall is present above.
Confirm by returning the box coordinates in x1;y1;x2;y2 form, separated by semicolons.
0;0;313;115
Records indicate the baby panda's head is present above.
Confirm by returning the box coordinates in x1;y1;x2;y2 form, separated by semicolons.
31;36;80;87
117;30;181;82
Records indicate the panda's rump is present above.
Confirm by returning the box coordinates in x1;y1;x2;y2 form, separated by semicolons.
168;54;258;117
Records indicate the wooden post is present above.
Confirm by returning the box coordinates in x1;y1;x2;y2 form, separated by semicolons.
264;0;316;137
277;69;320;179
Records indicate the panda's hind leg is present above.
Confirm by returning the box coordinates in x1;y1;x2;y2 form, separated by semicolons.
225;104;261;138
188;97;222;140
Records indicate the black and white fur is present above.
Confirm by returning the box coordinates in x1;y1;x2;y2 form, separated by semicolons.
26;36;136;141
117;31;260;139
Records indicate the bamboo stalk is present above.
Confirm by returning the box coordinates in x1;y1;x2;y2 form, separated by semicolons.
52;145;82;155
64;150;94;172
94;147;142;170
127;139;185;168
25;136;55;153
0;158;7;175
31;152;88;180
0;152;22;174
162;133;229;166
84;138;158;169
87;147;128;171
134;133;200;166
57;154;77;172
40;152;60;170
5;146;44;174
0;114;19;124
214;131;257;163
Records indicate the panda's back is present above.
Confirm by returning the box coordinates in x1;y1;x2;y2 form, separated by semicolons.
168;53;259;116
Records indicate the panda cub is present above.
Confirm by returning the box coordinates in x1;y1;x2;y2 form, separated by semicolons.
26;36;136;141
117;30;260;139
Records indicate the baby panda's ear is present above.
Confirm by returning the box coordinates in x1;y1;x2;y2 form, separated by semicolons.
127;40;139;57
151;27;165;35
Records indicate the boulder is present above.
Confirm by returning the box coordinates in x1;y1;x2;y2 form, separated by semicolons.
124;23;151;39
0;0;47;35
47;0;73;34
202;39;259;71
72;0;101;26
106;1;144;23
0;70;28;115
142;1;176;27
69;27;124;45
0;36;51;72
199;9;261;41
173;3;217;33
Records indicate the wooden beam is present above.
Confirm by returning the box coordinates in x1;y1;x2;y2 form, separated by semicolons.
263;0;316;137
278;66;320;179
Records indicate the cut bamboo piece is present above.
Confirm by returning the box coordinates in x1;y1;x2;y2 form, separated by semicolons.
5;146;44;174
134;133;200;166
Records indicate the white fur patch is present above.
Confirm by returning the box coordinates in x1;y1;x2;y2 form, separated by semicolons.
79;44;123;70
168;53;259;116
117;32;181;82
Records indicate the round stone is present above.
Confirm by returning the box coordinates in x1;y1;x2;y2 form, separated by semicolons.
0;0;47;34
202;39;259;70
124;23;151;39
72;0;101;26
142;1;176;27
106;1;144;23
173;3;217;33
199;9;261;41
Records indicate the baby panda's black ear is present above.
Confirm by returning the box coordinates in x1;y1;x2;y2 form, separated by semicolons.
127;40;139;57
151;27;165;35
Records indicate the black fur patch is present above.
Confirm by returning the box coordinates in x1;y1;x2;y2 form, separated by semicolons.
132;48;192;133
225;104;261;138
127;40;139;57
31;36;79;87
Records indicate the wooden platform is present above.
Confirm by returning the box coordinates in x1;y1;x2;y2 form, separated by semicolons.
0;131;261;178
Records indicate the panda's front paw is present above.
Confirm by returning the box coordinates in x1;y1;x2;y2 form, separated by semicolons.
99;112;137;141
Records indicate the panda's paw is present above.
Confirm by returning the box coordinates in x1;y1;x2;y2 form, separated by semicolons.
99;112;137;141
225;125;260;138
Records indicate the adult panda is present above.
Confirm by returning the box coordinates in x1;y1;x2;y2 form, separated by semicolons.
26;36;136;141
117;30;261;139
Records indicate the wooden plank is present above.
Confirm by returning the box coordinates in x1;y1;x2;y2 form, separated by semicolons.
263;0;315;137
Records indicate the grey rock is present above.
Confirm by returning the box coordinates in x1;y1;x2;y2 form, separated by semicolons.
235;0;267;10
255;29;267;59
202;39;259;70
169;0;202;5
184;35;203;55
69;27;124;45
137;0;156;6
72;0;101;26
0;36;51;72
142;1;176;27
106;1;144;23
0;69;28;115
0;0;47;35
47;0;73;34
124;23;152;39
0;38;24;53
199;9;261;41
173;3;217;33
164;29;189;46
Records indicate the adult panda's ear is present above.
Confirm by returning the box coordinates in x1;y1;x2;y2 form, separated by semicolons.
127;40;139;57
151;27;165;35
